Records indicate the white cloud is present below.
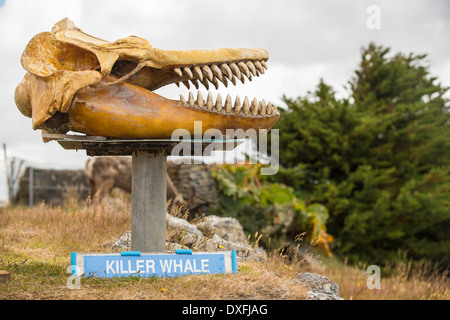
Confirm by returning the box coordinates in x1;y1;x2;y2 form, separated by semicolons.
0;0;449;201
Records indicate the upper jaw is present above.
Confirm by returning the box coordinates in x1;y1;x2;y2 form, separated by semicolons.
112;47;269;92
111;46;275;118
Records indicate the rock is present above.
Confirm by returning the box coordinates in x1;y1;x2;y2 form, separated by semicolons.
296;273;344;300
111;230;132;250
194;215;247;242
108;217;344;298
109;213;266;262
166;213;203;236
307;292;344;300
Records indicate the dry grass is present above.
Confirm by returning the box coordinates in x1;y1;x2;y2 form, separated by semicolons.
1;197;448;300
0;200;308;300
317;255;449;300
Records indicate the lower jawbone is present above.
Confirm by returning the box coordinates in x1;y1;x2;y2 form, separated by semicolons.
15;18;280;140
70;79;280;139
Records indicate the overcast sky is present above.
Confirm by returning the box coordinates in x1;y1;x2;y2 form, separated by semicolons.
0;0;449;201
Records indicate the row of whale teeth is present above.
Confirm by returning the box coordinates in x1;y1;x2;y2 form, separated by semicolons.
179;92;277;116
173;60;267;90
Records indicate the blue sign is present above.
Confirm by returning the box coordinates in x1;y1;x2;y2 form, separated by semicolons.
71;250;237;278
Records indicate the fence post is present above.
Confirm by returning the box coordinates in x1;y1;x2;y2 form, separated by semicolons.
28;167;34;208
3;144;11;203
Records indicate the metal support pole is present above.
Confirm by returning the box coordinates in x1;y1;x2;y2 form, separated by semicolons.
131;150;167;252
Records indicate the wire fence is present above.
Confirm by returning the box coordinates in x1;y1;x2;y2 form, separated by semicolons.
2;147;221;209
1;156;89;207
20;166;89;207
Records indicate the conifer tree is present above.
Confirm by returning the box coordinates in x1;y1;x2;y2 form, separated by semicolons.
273;43;450;266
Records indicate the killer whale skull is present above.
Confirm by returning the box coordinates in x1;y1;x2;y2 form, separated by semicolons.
15;18;279;139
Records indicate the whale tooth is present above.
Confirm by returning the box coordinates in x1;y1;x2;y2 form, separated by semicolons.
237;62;251;79
191;79;199;89
260;61;268;70
211;65;223;82
206;92;214;110
229;63;242;80
202;65;214;82
197;91;204;108
259;99;267;115
183;67;194;79
174;68;182;77
251;98;259;115
254;61;265;74
215;93;223;112
220;64;233;80
272;104;277;114
225;94;232;113
175;82;180;87
246;61;257;77
180;94;187;105
234;96;242;114
229;75;237;86
193;66;203;81
220;76;228;88
211;77;220;90
266;102;273;115
182;81;190;89
188;92;195;106
242;97;250;115
200;78;209;90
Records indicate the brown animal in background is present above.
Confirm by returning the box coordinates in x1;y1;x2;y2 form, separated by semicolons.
85;157;184;206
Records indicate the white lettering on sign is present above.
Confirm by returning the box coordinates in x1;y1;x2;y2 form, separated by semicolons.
128;260;136;274
106;260;116;274
119;260;127;274
184;259;193;273
201;259;209;273
160;259;172;273
159;259;208;273
105;259;153;275
104;258;211;275
146;260;155;273
174;259;183;273
136;260;144;273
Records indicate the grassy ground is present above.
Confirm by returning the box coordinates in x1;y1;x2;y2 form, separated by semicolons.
0;201;308;300
0;199;448;300
320;255;449;300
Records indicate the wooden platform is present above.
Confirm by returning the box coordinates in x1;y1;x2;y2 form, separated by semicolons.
42;133;244;156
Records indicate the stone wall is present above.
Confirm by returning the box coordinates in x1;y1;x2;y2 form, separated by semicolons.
167;162;219;217
15;162;218;210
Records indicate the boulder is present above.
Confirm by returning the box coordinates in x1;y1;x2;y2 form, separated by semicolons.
194;215;247;243
110;213;266;262
108;215;343;299
296;272;344;300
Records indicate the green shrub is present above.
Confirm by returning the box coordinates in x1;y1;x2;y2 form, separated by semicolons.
209;164;332;255
271;43;450;267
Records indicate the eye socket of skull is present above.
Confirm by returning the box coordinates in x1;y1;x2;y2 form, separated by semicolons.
21;32;101;77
